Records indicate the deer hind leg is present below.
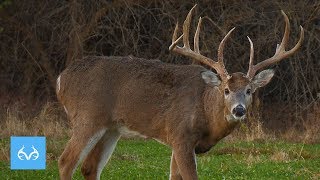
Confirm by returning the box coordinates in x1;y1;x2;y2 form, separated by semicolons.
58;127;107;180
81;130;121;180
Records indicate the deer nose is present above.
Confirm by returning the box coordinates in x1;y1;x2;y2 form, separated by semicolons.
232;105;246;117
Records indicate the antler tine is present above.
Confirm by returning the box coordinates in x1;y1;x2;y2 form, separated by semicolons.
169;5;197;51
216;27;236;79
247;36;254;74
286;26;304;55
169;23;183;51
183;4;197;49
218;27;236;63
246;11;304;79
277;10;290;52
194;17;202;53
172;23;179;43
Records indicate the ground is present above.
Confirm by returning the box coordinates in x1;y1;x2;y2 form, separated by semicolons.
0;138;319;179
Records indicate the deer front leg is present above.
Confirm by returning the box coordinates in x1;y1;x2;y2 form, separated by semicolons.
170;151;182;180
172;144;197;180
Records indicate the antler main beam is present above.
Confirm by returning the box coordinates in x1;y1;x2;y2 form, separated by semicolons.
169;5;234;81
246;11;304;79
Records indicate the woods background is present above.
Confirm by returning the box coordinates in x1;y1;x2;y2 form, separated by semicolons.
0;0;319;142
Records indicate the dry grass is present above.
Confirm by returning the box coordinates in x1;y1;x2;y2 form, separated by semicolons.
270;150;290;162
0;140;10;162
226;119;320;144
245;153;262;166
0;102;69;138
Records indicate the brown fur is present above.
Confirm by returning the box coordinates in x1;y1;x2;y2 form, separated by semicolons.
57;56;253;180
227;72;250;91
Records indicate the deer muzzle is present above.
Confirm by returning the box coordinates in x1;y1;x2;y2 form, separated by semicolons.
232;104;246;118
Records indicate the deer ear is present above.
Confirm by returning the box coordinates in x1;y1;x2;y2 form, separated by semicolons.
201;71;221;86
252;69;274;90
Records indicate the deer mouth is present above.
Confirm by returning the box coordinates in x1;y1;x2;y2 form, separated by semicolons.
232;114;246;121
226;113;247;123
226;114;246;122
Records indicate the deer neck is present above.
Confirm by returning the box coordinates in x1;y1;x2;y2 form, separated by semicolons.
203;86;239;142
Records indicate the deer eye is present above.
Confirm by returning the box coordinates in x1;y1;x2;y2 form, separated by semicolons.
246;88;251;95
224;88;230;95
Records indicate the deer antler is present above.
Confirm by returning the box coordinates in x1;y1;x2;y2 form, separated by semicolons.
169;4;234;81
246;11;304;80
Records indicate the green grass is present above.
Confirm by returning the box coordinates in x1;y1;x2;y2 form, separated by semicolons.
0;139;319;179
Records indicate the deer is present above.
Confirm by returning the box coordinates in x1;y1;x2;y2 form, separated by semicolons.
56;5;304;180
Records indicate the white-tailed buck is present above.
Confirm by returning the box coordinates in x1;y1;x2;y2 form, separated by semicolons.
57;5;304;180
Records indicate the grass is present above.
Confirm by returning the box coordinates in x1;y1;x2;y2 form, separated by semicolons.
0;138;319;179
